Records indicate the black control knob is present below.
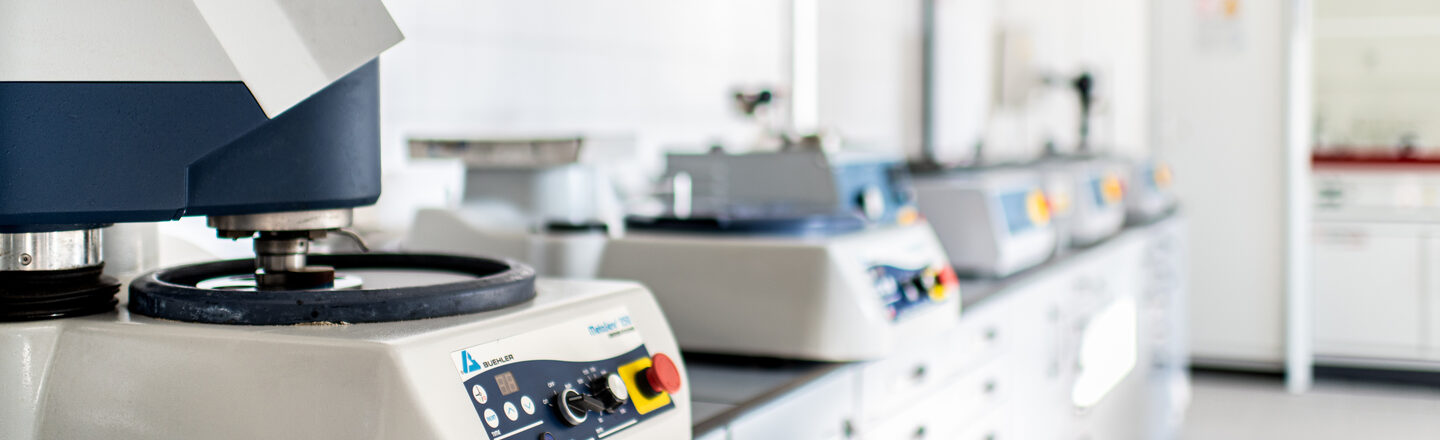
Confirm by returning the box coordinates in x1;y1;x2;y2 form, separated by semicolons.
856;185;888;221
569;392;606;413
591;373;630;411
554;388;604;426
911;272;935;293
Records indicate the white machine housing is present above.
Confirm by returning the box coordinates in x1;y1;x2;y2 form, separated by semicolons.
597;222;960;361
1125;159;1178;223
913;168;1057;278
0;279;691;440
1041;158;1128;248
406;137;628;278
0;0;403;117
410;207;611;278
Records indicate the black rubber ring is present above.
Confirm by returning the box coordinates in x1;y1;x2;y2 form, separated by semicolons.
625;214;867;236
128;253;537;325
0;265;120;322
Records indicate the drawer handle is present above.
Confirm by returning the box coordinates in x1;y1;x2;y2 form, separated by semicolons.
983;379;997;395
912;365;928;381
913;426;928;439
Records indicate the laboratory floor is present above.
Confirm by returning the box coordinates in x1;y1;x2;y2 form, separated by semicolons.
1181;370;1440;439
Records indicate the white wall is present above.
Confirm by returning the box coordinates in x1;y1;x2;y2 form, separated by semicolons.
930;0;1150;164
370;0;789;231
378;0;790;165
368;0;1153;233
379;0;1152;165
1155;0;1290;366
814;0;924;154
1314;0;1440;150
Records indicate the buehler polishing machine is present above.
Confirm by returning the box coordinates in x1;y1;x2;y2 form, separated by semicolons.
912;166;1057;278
0;3;690;439
598;149;961;361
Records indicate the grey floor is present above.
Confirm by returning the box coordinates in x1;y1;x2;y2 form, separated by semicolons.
1182;371;1440;439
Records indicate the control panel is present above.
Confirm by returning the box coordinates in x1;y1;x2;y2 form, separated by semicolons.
1143;163;1173;191
1088;172;1125;208
999;188;1052;235
451;307;681;440
869;263;958;321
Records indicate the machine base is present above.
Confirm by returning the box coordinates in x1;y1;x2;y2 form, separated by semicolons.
0;279;691;440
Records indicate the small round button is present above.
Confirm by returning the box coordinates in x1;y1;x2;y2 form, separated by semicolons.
472;384;488;404
593;373;629;409
643;353;683;394
504;401;519;421
858;185;888;221
538;433;555;440
483;409;500;428
521;395;536;414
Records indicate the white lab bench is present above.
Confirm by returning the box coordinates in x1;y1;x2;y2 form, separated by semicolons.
687;214;1190;439
1312;164;1440;369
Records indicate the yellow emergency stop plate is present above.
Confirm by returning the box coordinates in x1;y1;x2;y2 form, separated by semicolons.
618;356;671;415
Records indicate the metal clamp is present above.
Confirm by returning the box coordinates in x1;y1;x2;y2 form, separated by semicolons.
208;208;353;236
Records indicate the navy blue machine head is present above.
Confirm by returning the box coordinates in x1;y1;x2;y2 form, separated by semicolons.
0;60;383;228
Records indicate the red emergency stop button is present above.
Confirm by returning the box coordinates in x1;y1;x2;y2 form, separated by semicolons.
643;353;682;394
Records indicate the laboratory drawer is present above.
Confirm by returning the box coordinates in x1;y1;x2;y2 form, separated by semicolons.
858;360;1009;439
855;339;948;420
941;305;1011;377
856;400;935;440
940;359;1011;426
938;406;1010;440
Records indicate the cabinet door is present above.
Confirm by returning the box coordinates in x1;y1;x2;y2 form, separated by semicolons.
1423;236;1440;361
1313;225;1424;359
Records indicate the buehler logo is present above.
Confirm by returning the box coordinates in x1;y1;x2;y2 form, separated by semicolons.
460;351;514;374
460;351;482;374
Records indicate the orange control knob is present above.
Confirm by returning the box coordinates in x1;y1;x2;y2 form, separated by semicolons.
643;353;683;394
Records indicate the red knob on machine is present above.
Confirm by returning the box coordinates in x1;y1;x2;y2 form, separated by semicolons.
643;353;683;394
938;265;959;290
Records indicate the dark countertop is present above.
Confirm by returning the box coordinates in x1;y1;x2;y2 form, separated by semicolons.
686;358;851;436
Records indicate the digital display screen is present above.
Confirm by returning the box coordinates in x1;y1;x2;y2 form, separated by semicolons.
494;371;520;396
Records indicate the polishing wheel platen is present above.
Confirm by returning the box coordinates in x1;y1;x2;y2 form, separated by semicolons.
129;253;537;325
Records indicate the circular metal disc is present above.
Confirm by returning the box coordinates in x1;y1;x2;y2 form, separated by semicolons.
196;273;366;291
128;253;536;325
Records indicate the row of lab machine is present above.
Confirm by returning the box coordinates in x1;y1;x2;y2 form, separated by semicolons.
404;137;1183;439
0;5;1180;439
1;6;701;440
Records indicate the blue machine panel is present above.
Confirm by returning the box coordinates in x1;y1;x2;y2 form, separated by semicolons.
1142;165;1160;190
832;161;916;225
998;190;1035;235
869;264;947;321
0;61;383;227
461;345;675;440
1089;177;1109;208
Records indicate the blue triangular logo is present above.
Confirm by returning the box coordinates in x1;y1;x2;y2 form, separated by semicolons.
461;351;482;374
